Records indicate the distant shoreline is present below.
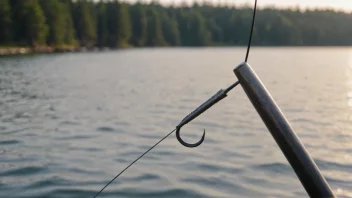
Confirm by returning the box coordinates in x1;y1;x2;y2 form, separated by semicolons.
0;46;89;56
1;45;351;56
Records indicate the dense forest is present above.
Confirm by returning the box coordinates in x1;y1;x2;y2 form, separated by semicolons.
1;0;352;49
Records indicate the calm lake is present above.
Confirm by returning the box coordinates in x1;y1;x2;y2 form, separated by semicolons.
0;47;352;198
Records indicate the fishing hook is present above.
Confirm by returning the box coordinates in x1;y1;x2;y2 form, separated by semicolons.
176;127;205;148
176;82;239;148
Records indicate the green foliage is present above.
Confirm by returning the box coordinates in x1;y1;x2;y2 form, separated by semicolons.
146;7;167;46
188;10;211;46
0;0;12;44
96;0;108;47
104;1;131;47
146;6;167;46
18;0;48;46
161;12;180;46
38;0;76;46
39;0;66;46
62;2;77;46
117;2;132;47
130;3;147;46
2;1;352;48
73;0;96;47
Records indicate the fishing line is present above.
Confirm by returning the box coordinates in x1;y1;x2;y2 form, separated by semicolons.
93;129;176;198
94;0;258;197
245;0;258;62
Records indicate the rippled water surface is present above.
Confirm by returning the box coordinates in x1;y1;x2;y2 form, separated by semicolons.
1;48;352;198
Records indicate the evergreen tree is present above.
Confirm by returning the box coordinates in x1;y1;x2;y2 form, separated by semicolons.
39;0;66;46
161;13;180;46
130;3;148;47
3;1;352;48
175;9;191;46
106;1;132;48
0;0;12;44
62;2;76;45
146;7;166;46
16;0;48;46
96;0;108;47
73;0;96;47
106;1;117;47
11;1;27;45
116;3;131;47
188;10;211;46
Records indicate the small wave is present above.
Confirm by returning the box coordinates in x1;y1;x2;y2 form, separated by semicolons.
152;150;174;157
114;121;130;126
251;162;292;174
127;173;161;182
57;135;96;140
24;186;207;198
220;150;251;159
114;187;208;198
24;177;68;189
284;107;305;113
96;126;116;132
1;127;38;135
314;159;352;172
65;167;102;176
115;158;129;163
182;177;233;187
0;166;44;177
324;175;352;186
0;139;21;145
59;120;80;126
291;118;331;127
138;133;161;139
37;188;97;198
181;177;248;196
197;163;243;174
192;120;227;129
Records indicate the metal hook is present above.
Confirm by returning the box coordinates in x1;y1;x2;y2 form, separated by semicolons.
175;81;239;148
176;127;205;148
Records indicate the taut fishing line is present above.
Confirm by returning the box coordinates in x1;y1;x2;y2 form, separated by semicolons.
93;0;257;197
93;129;176;198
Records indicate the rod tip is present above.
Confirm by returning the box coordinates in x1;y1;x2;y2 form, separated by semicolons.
234;62;249;72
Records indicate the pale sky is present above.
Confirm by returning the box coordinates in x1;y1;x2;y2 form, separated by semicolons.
234;0;352;11
130;0;352;11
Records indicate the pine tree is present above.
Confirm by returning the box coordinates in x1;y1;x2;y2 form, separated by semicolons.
4;1;352;47
106;1;132;48
146;7;166;46
96;0;108;47
16;0;48;46
0;0;12;44
161;13;180;46
188;10;211;46
175;9;191;46
39;0;66;46
73;0;96;47
116;3;131;47
130;3;147;47
62;2;76;46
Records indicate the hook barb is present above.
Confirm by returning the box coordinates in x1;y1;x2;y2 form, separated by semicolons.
176;127;205;148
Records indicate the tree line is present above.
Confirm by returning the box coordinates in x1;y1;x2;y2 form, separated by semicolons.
1;0;352;48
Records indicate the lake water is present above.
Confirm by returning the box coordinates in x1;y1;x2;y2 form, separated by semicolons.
0;47;352;198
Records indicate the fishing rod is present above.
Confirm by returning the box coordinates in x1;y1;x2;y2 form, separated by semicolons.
94;0;336;197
